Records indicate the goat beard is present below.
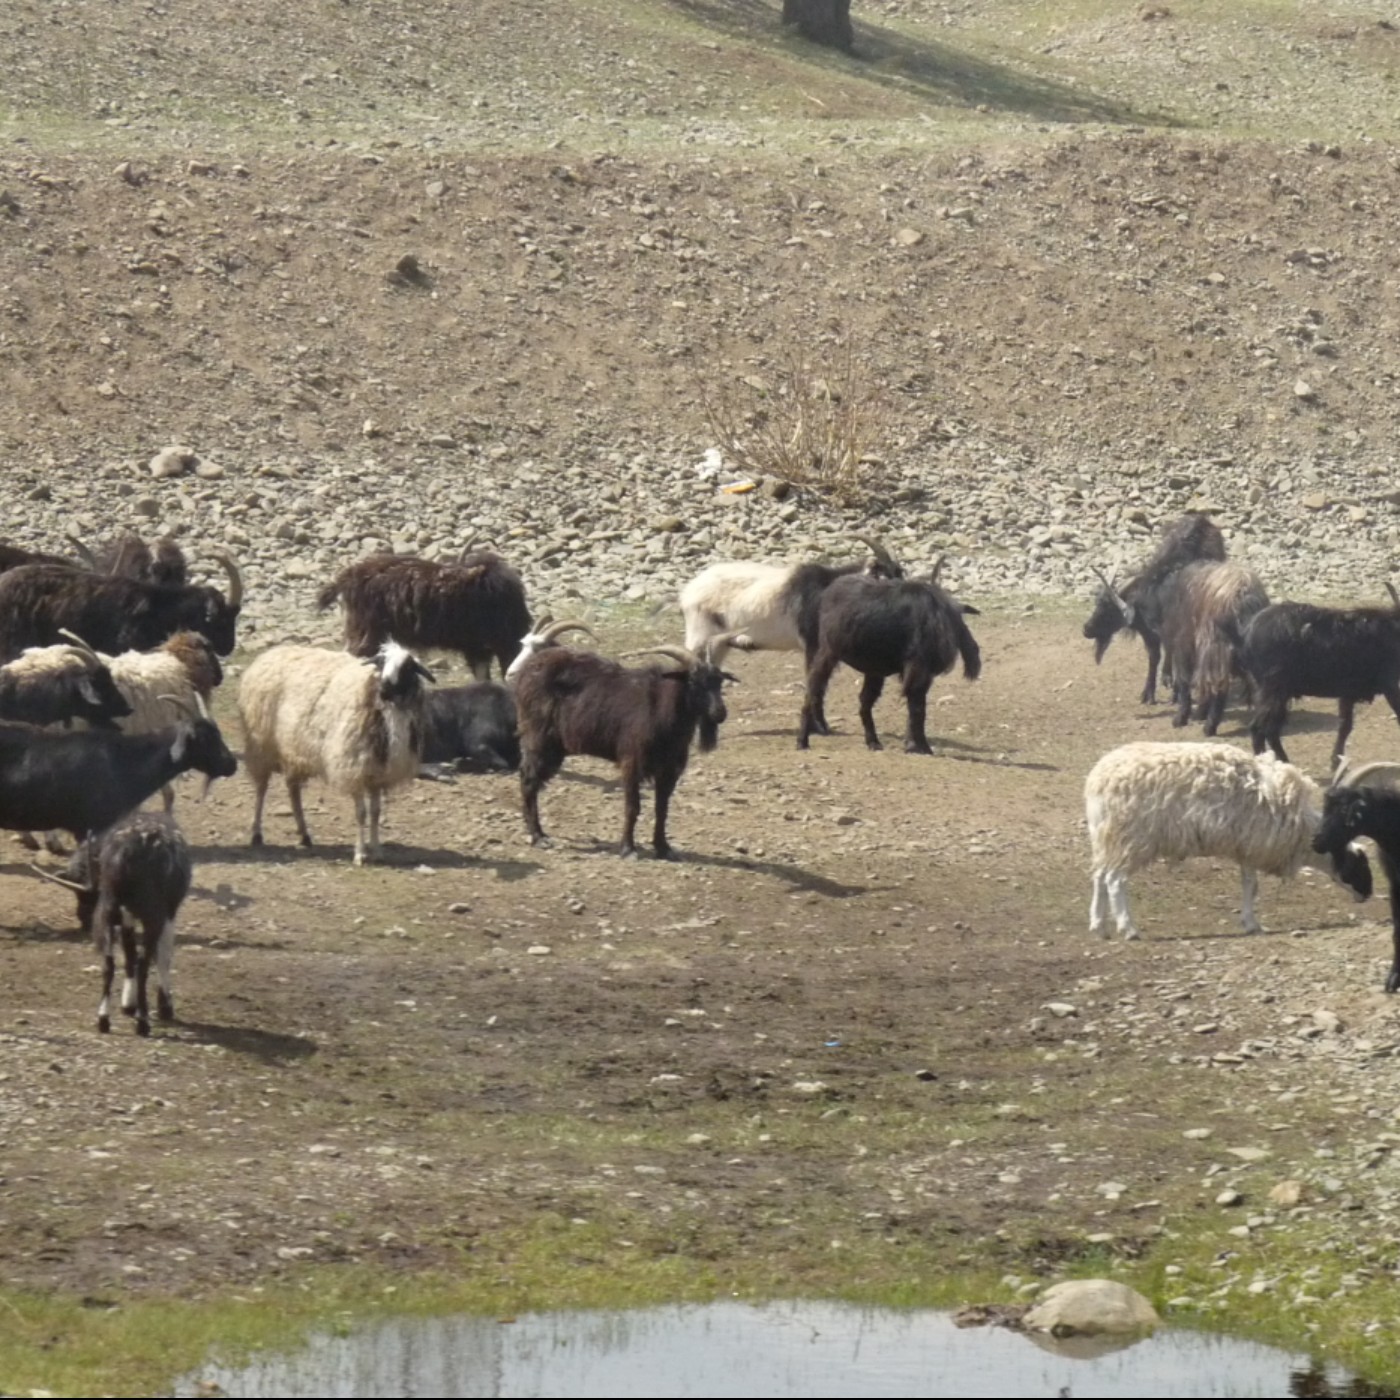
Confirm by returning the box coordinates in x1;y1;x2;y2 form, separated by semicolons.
696;716;720;753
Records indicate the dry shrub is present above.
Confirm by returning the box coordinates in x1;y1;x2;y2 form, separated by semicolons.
701;336;890;507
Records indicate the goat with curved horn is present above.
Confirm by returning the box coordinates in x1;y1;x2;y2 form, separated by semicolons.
209;551;243;608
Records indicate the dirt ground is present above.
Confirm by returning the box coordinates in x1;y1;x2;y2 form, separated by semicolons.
5;604;1400;1310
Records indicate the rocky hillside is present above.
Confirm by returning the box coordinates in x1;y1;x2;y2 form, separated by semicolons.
2;0;1399;633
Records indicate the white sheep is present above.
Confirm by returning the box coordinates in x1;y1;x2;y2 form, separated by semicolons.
1085;741;1372;940
237;641;434;865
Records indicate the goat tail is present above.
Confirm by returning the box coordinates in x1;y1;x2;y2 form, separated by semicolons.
315;579;342;612
954;611;982;681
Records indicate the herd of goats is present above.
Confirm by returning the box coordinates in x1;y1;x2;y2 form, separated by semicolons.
2;508;1400;1037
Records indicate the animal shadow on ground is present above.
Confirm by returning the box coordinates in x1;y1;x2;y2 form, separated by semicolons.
196;842;542;882
172;1020;318;1064
663;0;1170;126
566;839;880;898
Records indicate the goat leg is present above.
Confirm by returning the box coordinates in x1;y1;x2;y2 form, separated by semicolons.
857;672;886;751
155;920;175;1022
802;640;833;736
652;769;679;860
1140;635;1163;705
1388;874;1400;995
901;672;933;755
352;794;369;867
1332;697;1358;766
619;760;641;858
520;742;562;846
97;949;115;1034
287;778;313;848
249;773;270;847
797;654;839;750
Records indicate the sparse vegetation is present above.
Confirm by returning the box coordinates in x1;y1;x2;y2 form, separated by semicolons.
700;334;891;506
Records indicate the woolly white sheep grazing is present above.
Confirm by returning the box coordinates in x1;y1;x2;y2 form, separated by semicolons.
238;641;433;865
1085;741;1372;941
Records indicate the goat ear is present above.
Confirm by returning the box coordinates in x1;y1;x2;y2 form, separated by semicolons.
957;602;981;617
721;671;741;684
77;676;100;705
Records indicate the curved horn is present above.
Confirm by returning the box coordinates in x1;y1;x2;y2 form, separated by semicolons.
157;692;198;721
622;644;698;669
1091;565;1128;606
1387;582;1400;612
64;534;95;568
929;554;946;584
700;631;748;667
29;863;92;893
857;534;898;569
536;619;596;645
210;550;243;607
56;629;101;663
459;537;498;562
1333;760;1400;791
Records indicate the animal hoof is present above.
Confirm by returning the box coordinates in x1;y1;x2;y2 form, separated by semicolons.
157;994;174;1022
97;1016;111;1034
904;742;933;756
300;835;314;849
136;1020;151;1038
865;740;884;752
653;845;676;861
250;833;264;847
121;1004;137;1018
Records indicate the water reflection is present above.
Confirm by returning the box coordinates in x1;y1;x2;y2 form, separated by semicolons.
178;1300;1376;1399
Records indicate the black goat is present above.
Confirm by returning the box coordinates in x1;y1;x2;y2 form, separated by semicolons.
421;681;520;772
0;554;242;661
0;708;237;841
318;546;530;681
40;814;193;1035
1083;512;1226;703
798;575;981;753
1312;763;1400;993
515;642;736;858
1237;589;1400;764
90;532;189;587
0;636;132;730
1156;560;1270;735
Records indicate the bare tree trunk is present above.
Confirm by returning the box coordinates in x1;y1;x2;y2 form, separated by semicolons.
781;0;854;53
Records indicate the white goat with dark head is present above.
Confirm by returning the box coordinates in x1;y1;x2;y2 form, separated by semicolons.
238;641;434;865
1085;741;1372;941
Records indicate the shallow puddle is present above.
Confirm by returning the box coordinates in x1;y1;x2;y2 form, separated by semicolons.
177;1299;1378;1398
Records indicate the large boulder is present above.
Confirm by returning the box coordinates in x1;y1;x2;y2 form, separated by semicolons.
1022;1279;1159;1338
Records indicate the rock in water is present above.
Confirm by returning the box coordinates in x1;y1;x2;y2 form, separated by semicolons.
1022;1279;1159;1337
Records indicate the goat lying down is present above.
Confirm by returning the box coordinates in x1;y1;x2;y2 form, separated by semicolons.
1085;741;1372;941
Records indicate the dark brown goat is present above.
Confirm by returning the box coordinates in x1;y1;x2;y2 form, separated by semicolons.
515;643;735;858
318;550;531;681
39;813;193;1035
1150;561;1270;735
798;574;981;754
0;555;242;662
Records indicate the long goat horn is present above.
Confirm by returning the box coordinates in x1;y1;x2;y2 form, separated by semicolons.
1387;581;1400;612
157;692;198;721
29;863;92;893
210;550;243;607
64;534;95;568
536;619;596;645
56;628;101;662
857;534;898;570
1333;760;1400;791
621;644;698;669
